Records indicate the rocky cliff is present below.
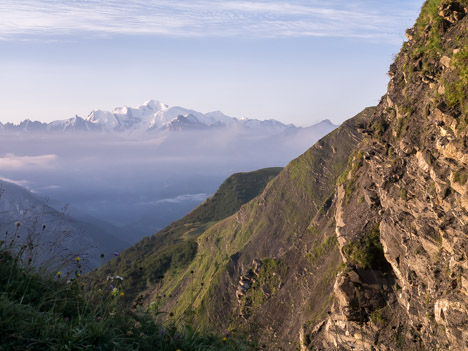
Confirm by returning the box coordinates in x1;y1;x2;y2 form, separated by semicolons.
314;0;468;349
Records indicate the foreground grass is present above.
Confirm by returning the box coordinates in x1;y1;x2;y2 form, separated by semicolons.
0;246;253;351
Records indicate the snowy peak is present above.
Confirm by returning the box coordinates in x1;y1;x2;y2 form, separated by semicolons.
87;109;119;128
140;99;168;111
0;99;333;136
2;119;49;133
85;100;174;132
81;99;292;133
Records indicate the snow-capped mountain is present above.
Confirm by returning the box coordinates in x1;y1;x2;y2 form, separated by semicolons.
0;99;298;135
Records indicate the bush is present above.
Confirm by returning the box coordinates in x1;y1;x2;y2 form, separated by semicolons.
453;167;468;185
342;224;388;270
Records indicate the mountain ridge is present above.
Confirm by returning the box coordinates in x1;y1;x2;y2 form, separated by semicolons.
0;99;330;135
93;167;284;302
91;106;375;348
0;180;128;271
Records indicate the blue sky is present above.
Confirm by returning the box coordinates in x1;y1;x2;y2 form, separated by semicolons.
0;0;424;126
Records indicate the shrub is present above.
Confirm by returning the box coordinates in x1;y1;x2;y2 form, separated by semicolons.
342;224;388;270
306;235;338;264
453;167;468;185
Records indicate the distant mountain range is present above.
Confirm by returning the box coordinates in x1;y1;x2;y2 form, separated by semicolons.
0;99;322;135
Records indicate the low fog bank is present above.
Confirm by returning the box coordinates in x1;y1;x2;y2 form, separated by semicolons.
0;123;336;242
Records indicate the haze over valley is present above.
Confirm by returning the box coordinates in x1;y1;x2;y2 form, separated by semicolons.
0;99;336;245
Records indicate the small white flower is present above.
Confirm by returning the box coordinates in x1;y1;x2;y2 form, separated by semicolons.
116;275;124;281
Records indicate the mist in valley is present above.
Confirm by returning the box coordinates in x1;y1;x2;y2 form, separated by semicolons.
0;122;335;246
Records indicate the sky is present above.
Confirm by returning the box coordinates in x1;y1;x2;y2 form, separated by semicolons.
0;0;425;126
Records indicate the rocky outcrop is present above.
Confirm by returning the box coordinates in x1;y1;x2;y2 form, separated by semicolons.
438;1;467;23
236;259;262;301
313;1;468;349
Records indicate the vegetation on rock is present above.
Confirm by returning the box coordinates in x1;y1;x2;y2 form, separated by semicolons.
89;107;374;349
323;1;468;349
342;224;387;270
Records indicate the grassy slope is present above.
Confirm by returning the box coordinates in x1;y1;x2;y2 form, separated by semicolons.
152;107;376;348
93;107;374;349
93;167;282;303
0;249;253;350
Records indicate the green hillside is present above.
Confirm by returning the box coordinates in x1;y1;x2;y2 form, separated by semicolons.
154;108;374;348
0;246;253;350
93;167;282;303
70;1;468;349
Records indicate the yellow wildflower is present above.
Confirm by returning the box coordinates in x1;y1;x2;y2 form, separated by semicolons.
76;257;81;262
120;292;125;297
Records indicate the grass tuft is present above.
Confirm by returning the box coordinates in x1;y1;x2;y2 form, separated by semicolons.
0;242;254;350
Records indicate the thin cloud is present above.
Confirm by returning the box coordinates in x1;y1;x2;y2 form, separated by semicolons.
137;193;209;206
0;0;420;42
156;193;209;204
0;153;58;169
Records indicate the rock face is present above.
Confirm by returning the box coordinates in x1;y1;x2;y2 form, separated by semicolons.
313;1;468;349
